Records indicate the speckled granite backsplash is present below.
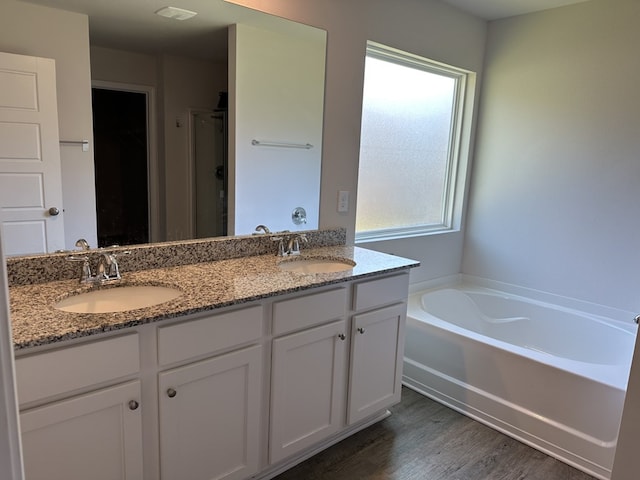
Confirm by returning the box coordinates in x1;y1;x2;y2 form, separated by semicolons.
7;228;346;287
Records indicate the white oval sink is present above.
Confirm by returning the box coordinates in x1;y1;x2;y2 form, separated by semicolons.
278;257;355;274
55;285;183;314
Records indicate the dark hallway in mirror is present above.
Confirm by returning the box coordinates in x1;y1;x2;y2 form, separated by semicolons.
92;88;149;247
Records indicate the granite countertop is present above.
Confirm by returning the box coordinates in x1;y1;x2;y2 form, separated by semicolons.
9;246;419;350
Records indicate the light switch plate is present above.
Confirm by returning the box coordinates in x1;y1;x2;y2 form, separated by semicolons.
338;191;349;213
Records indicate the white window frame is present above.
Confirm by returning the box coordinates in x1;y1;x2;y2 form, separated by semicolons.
355;42;476;243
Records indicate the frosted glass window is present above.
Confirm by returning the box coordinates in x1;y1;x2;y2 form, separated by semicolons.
356;44;470;241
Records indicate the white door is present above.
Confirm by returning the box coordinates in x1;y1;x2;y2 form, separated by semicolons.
20;381;143;480
0;51;65;255
270;319;347;464
348;304;406;425
158;345;262;480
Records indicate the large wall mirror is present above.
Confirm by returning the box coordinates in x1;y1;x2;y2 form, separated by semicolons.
9;0;326;255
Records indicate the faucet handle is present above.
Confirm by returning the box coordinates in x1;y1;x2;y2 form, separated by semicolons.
66;254;89;265
271;236;286;256
109;249;131;258
66;255;93;283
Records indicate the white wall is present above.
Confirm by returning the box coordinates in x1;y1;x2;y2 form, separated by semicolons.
229;0;487;282
0;0;97;250
162;55;227;240
90;46;158;87
230;23;325;235
462;0;640;312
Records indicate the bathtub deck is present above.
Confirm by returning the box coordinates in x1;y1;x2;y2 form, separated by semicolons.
273;387;595;480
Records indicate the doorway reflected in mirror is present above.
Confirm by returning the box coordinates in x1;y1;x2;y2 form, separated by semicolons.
92;87;149;247
192;109;228;238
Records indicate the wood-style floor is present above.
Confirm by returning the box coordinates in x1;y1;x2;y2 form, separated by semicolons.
274;387;596;480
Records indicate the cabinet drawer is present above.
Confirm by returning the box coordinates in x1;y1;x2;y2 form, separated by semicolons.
353;273;410;311
15;333;140;406
158;305;262;366
273;288;347;336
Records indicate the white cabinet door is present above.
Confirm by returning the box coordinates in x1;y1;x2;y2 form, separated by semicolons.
0;51;65;255
270;319;347;464
20;381;143;480
348;303;406;425
158;345;262;480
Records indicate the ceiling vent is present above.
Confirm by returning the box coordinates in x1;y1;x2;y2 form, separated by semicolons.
155;6;198;21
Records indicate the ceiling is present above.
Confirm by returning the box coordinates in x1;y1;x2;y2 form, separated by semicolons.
19;0;311;62
438;0;592;20
19;0;594;61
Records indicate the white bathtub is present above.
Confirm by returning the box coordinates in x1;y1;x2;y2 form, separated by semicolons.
402;280;637;480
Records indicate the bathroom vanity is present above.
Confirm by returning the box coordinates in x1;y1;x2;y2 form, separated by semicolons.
8;235;418;480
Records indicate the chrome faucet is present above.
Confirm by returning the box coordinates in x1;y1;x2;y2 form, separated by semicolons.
96;253;122;282
272;233;309;257
284;234;308;256
75;238;91;250
272;236;286;257
67;250;129;284
254;224;271;234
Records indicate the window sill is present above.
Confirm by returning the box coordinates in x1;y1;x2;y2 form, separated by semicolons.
355;226;461;244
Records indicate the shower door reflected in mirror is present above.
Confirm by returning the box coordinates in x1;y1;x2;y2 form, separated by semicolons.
192;110;228;239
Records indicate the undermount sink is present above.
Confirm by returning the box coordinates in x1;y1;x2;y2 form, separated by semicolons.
54;285;183;314
277;257;355;274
